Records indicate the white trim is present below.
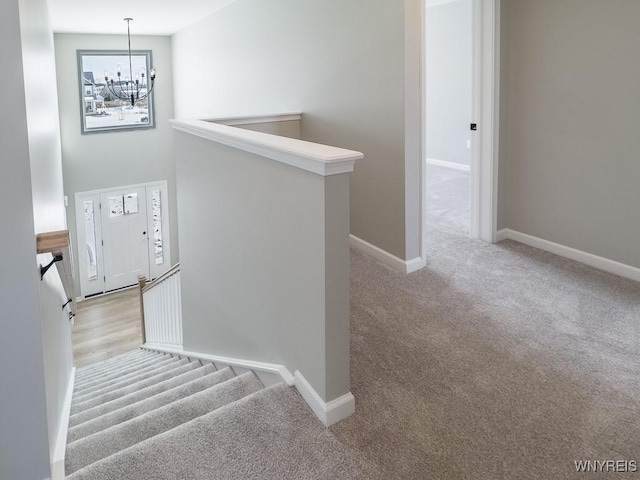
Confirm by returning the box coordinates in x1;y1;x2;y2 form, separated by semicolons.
51;366;75;480
294;371;355;427
74;180;168;198
205;112;302;126
495;228;508;242
500;229;640;283
170;118;363;176
406;256;427;274
141;344;295;386
426;158;471;172
426;0;462;7
480;0;500;243
350;234;424;274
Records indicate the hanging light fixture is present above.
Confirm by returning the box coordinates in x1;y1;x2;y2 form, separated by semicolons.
103;18;156;107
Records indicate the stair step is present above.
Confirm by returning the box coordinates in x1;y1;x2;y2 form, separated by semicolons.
65;372;264;474
71;359;199;415
74;353;172;389
69;363;217;428
75;349;152;380
67;367;236;443
72;356;182;402
67;384;361;480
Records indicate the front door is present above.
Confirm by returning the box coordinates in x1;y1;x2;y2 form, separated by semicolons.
100;187;150;291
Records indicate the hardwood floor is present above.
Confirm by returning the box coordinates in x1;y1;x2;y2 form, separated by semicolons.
72;287;143;368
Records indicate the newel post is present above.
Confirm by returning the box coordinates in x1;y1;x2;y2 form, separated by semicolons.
137;275;147;344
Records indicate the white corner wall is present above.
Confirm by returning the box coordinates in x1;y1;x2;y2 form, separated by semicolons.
174;128;352;403
54;33;178;296
505;0;640;269
172;0;408;260
1;0;72;477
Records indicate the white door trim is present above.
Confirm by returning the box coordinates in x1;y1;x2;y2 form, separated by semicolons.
473;0;500;243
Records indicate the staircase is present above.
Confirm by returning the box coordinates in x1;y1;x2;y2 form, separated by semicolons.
65;348;362;479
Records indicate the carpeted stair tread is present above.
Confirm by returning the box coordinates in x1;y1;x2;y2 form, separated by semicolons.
75;349;153;379
67;367;236;443
74;353;168;389
75;348;149;374
69;363;217;427
75;352;174;388
65;372;264;474
72;356;183;402
70;359;200;415
74;353;173;390
67;384;362;480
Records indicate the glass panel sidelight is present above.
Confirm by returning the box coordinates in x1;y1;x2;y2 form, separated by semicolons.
83;200;98;280
151;189;164;265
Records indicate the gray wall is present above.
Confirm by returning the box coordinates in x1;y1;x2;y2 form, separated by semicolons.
504;0;640;268
425;0;473;166
175;132;350;401
235;119;301;139
1;0;72;477
172;0;408;259
54;33;178;295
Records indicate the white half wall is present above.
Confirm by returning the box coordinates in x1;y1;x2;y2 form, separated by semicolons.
174;124;357;403
1;0;72;477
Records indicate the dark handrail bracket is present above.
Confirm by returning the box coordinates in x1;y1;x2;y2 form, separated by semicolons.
40;254;63;280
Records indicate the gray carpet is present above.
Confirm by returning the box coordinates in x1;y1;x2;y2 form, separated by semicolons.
68;350;364;479
69;362;217;427
68;384;363;480
426;164;470;235
66;372;264;473
67;367;236;443
73;355;179;396
70;359;200;415
331;229;640;479
74;351;159;384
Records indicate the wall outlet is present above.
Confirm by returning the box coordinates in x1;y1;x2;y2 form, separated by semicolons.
466;139;472;149
64;195;69;207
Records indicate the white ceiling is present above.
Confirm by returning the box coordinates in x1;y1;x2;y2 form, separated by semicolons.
49;0;237;35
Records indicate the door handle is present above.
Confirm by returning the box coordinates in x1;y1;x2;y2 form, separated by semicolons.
143;231;147;235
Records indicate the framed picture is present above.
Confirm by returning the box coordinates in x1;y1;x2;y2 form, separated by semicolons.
77;50;155;134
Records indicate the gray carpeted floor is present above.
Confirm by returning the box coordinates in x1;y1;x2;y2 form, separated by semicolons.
426;164;470;235
332;230;640;479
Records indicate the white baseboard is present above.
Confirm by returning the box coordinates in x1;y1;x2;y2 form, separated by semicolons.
350;235;425;274
426;157;471;172
294;371;355;427
495;228;509;242
51;366;75;480
142;344;295;386
498;229;640;283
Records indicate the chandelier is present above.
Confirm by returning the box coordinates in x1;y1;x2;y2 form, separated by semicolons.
103;18;156;107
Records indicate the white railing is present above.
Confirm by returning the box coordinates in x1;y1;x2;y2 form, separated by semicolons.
139;263;183;349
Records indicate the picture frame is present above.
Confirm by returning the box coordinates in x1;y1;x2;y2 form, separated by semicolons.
77;49;155;134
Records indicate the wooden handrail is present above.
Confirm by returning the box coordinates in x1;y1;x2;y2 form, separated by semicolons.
36;230;76;317
141;262;180;294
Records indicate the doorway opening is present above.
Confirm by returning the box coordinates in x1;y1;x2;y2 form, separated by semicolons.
412;0;499;267
425;0;474;237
